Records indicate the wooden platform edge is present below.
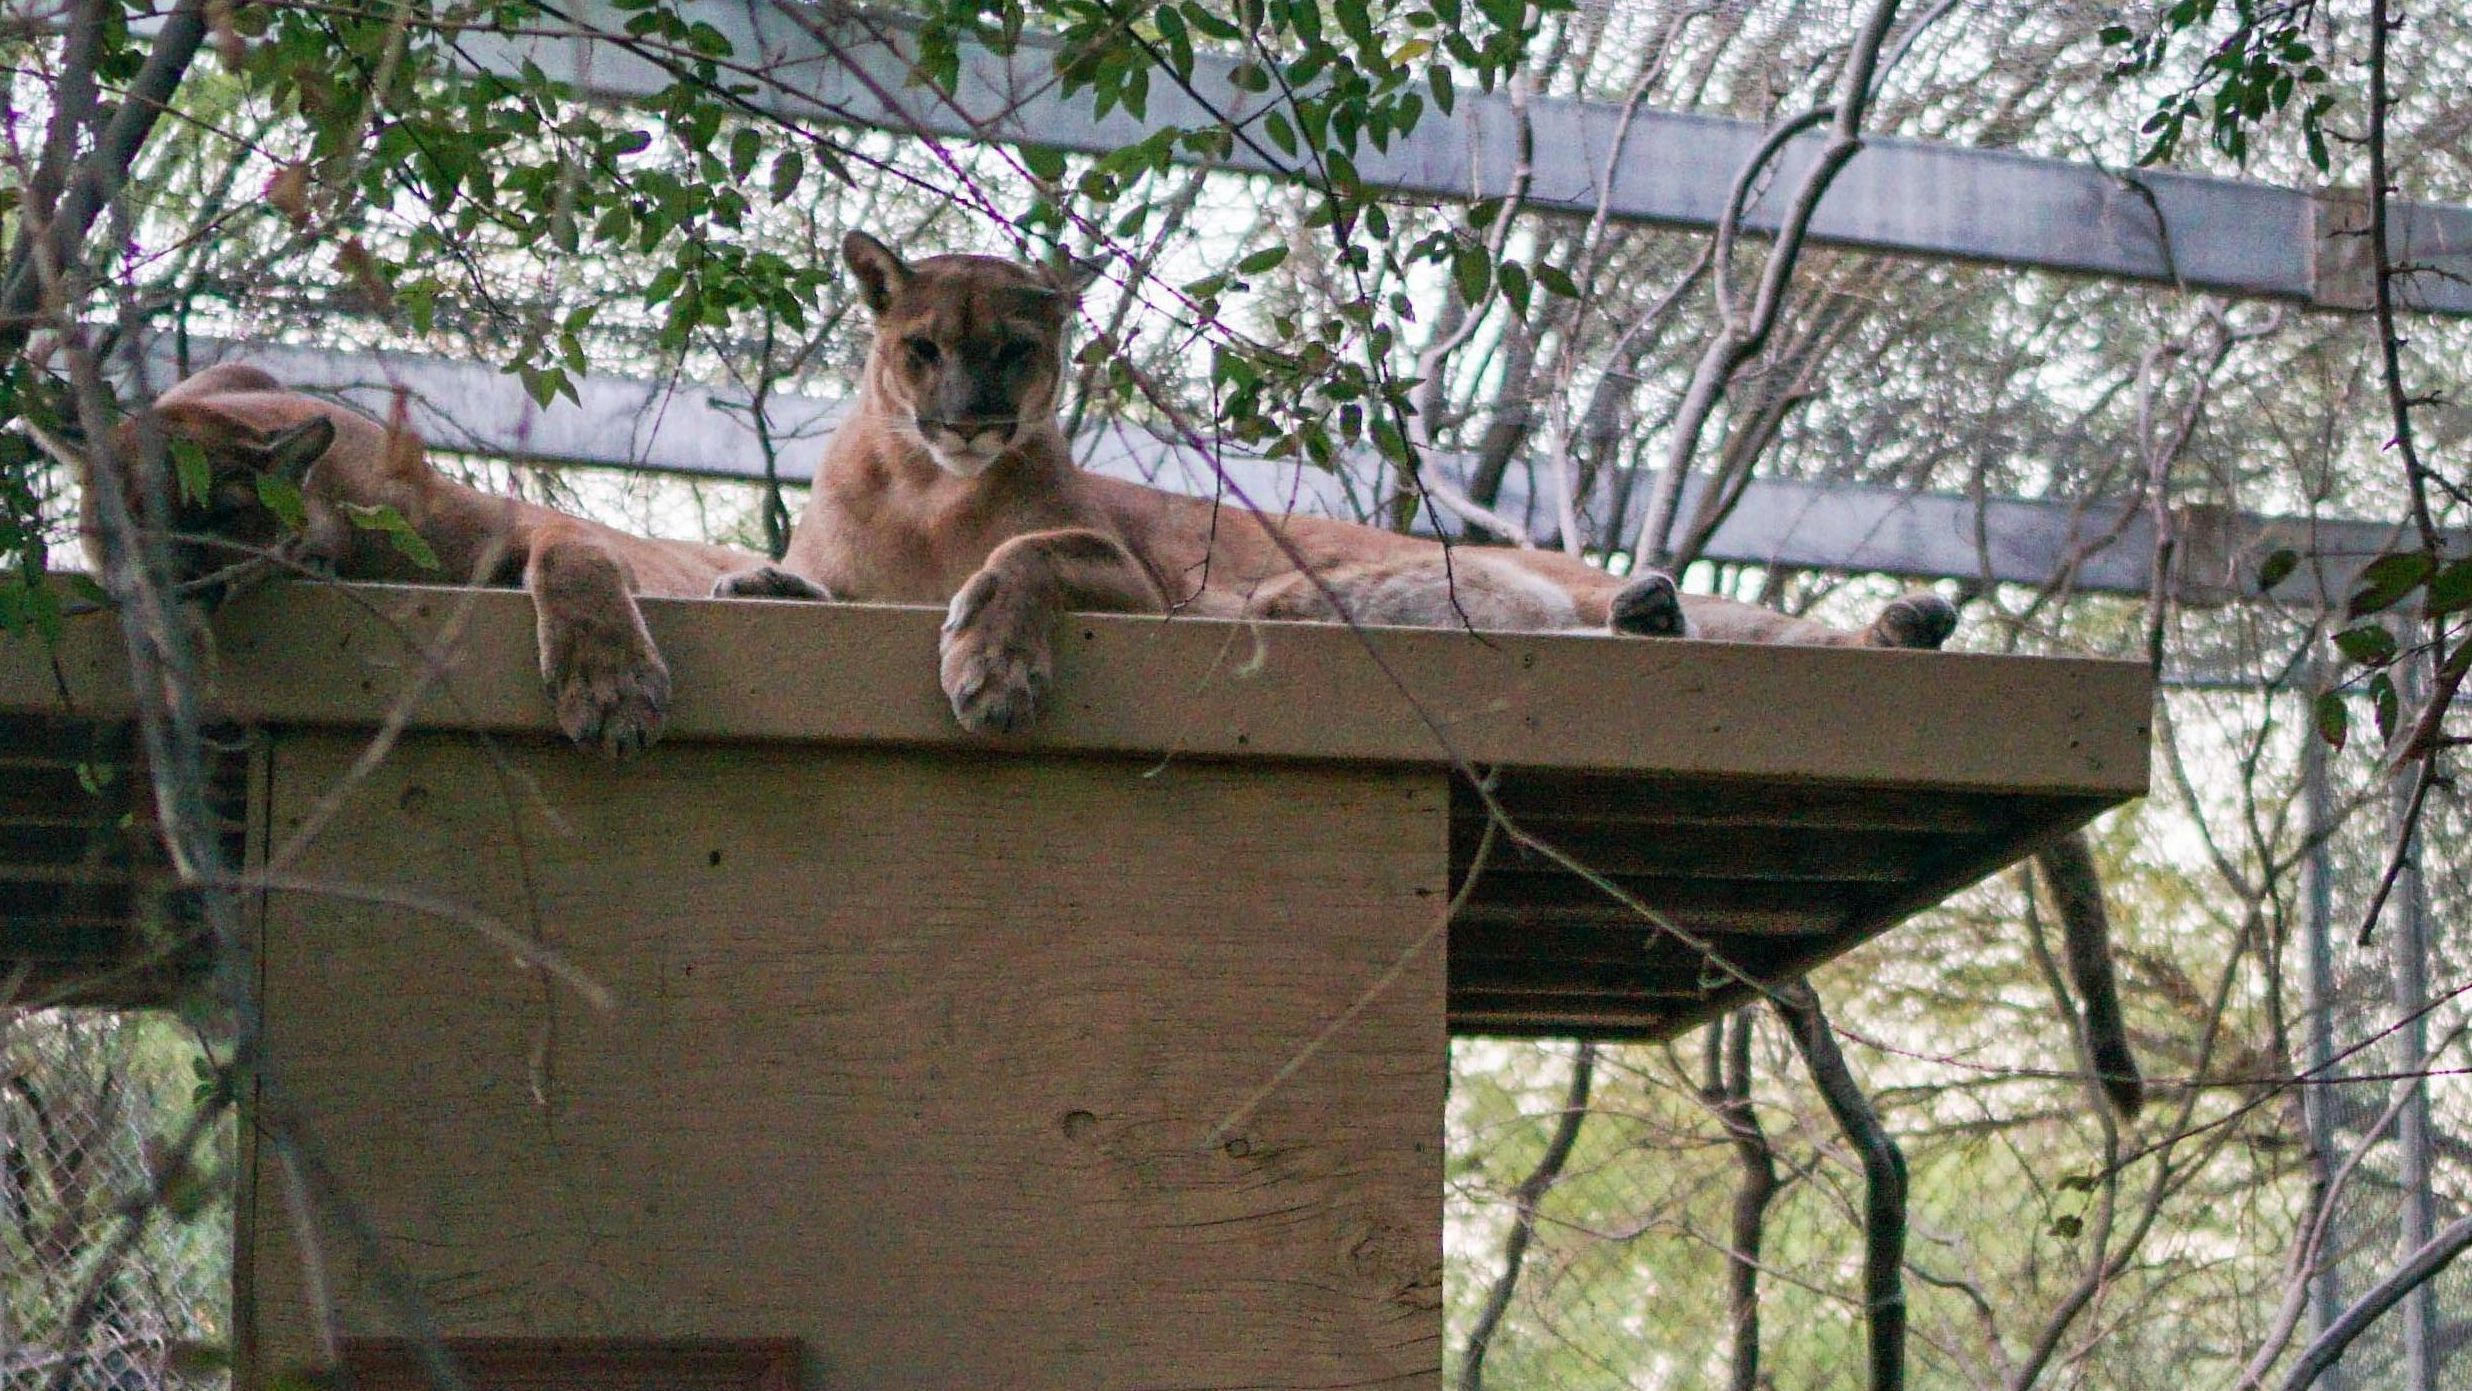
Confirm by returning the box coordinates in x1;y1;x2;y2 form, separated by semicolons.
0;582;2152;796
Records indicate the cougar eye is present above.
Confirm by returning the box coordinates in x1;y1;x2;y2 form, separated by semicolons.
904;336;940;365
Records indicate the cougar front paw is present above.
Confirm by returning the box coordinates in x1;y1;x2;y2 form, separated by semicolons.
939;574;1051;735
1608;571;1691;638
544;625;672;759
712;565;833;601
1869;592;1959;650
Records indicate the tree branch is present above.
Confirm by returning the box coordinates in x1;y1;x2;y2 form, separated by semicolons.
2277;1216;2472;1391
1706;1011;1776;1391
1459;1042;1596;1391
1774;982;1907;1391
1630;0;1907;568
0;0;209;361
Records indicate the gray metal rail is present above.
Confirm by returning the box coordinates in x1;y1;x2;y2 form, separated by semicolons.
472;2;2472;314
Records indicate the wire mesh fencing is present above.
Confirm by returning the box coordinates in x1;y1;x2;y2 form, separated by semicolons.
2;1011;231;1391
1442;799;2472;1391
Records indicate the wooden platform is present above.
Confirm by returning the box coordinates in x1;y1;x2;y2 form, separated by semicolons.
3;582;2147;1036
0;583;2145;1389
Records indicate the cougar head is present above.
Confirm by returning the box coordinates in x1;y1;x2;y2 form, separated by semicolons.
77;376;344;602
842;230;1101;478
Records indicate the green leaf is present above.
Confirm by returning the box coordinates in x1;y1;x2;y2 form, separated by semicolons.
1183;2;1239;40
1371;416;1409;464
1498;260;1531;316
769;149;805;200
1453;244;1489;303
2347;551;2434;618
67;572;110;611
2332;623;2397;667
1154;5;1191;73
254;474;308;534
1534;263;1580;299
1020;144;1067;181
2314;690;2347;751
170;440;212;508
2256;547;2298;592
2423;557;2472;615
1237;244;1290;274
339;502;440;571
1264;109;1298;157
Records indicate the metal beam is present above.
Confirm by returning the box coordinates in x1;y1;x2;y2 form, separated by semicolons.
470;2;2472;315
137;339;2467;608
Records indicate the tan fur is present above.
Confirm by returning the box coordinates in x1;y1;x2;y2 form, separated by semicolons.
85;364;823;757
727;234;1959;733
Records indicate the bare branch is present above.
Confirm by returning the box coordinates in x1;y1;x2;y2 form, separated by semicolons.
0;0;209;360
1459;1041;1596;1391
1630;0;1907;568
2276;1217;2472;1391
1774;982;1907;1391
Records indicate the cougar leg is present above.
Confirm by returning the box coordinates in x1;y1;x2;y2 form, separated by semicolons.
941;528;1163;735
527;532;671;760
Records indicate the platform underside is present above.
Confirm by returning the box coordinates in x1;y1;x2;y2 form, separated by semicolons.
1449;770;2112;1038
8;730;2114;1042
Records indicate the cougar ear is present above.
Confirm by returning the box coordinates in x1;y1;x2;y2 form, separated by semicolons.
1053;253;1106;300
261;417;334;486
842;230;912;315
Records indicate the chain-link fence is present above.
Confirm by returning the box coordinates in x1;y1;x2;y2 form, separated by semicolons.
2;1012;230;1391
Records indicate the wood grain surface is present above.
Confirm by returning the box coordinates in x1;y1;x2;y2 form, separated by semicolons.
245;731;1448;1391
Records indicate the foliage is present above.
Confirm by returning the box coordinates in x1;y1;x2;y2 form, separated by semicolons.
2102;0;2334;169
0;0;1593;625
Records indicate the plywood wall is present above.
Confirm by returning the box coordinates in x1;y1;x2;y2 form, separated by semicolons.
244;732;1448;1391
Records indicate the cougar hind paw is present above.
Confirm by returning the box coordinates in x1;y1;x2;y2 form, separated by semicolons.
1869;592;1959;650
712;565;834;601
1608;572;1690;638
